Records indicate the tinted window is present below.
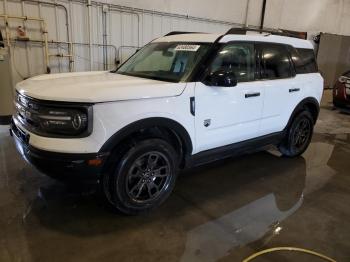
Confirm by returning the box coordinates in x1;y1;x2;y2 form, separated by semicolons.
261;44;293;79
209;43;255;82
291;48;318;74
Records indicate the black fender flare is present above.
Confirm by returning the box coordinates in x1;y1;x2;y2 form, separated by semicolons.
98;117;193;157
285;97;320;130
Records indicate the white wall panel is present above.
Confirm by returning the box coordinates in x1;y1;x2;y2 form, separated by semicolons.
0;0;350;84
264;0;350;37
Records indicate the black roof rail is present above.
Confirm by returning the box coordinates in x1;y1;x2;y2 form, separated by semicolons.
225;27;307;39
164;31;204;36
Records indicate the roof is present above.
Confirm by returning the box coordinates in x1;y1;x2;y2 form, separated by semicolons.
153;33;221;43
153;32;314;49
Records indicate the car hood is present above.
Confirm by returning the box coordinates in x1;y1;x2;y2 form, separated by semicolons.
16;71;186;103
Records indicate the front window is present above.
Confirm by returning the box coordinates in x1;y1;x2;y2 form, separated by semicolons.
208;43;255;82
116;42;211;82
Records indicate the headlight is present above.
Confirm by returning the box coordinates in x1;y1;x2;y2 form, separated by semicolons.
38;109;89;135
15;93;93;137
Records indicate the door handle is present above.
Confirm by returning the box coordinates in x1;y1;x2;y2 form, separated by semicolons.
289;88;300;93
245;92;260;98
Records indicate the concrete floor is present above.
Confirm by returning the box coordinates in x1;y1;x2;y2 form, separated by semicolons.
0;91;349;262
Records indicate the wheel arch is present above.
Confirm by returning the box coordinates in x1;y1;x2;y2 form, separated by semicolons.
99;117;193;168
285;97;320;129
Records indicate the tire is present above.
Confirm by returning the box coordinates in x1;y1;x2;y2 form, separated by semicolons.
104;138;179;215
278;110;314;157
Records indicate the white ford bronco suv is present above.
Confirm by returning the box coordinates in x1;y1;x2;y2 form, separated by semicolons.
11;28;323;214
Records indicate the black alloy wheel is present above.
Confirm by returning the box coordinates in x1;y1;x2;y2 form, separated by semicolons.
104;138;178;215
279;110;314;157
292;118;311;150
126;151;171;203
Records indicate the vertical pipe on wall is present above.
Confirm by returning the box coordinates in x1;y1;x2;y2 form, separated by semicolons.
130;7;140;48
87;0;93;70
33;2;51;73
96;5;100;70
141;11;144;45
109;8;141;62
161;14;163;35
245;0;250;27
69;0;75;71
37;1;45;72
120;11;123;62
3;0;11;47
260;0;267;31
102;5;107;70
151;10;154;39
54;0;62;72
42;21;50;73
21;1;31;76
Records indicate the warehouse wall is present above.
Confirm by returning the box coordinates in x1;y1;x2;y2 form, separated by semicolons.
0;0;245;84
264;0;350;37
0;0;350;84
104;0;350;37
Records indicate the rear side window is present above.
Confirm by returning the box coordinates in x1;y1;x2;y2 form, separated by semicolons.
291;48;318;74
260;44;293;79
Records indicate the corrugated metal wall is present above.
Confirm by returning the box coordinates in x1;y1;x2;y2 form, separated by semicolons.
0;0;240;83
2;0;350;84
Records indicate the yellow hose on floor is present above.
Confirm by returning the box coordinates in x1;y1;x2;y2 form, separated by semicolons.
242;247;336;262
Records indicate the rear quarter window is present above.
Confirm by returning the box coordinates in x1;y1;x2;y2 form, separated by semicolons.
290;48;318;74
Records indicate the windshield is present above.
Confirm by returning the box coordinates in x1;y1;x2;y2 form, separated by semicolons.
116;42;211;82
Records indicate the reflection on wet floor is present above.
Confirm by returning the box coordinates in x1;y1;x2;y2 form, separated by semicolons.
0;108;350;262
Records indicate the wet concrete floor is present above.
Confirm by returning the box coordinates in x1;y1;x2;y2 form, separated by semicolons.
0;94;349;262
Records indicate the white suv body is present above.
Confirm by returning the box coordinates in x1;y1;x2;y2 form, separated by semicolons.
11;30;323;214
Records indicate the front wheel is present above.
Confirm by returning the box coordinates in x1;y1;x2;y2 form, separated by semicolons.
279;110;314;157
104;139;179;215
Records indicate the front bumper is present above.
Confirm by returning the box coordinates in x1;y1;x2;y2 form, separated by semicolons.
10;120;108;183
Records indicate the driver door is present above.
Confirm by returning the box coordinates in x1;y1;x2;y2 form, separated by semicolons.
194;42;264;153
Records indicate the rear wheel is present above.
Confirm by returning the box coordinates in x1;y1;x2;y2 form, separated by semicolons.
104;138;179;215
279;110;314;157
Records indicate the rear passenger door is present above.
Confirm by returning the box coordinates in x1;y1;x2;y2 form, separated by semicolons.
257;43;302;135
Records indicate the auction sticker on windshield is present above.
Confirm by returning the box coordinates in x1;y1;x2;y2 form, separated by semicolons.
174;45;201;52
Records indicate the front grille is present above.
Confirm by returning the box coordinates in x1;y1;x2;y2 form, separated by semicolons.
14;93;42;132
11;118;30;143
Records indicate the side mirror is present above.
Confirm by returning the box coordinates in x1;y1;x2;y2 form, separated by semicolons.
203;69;238;87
